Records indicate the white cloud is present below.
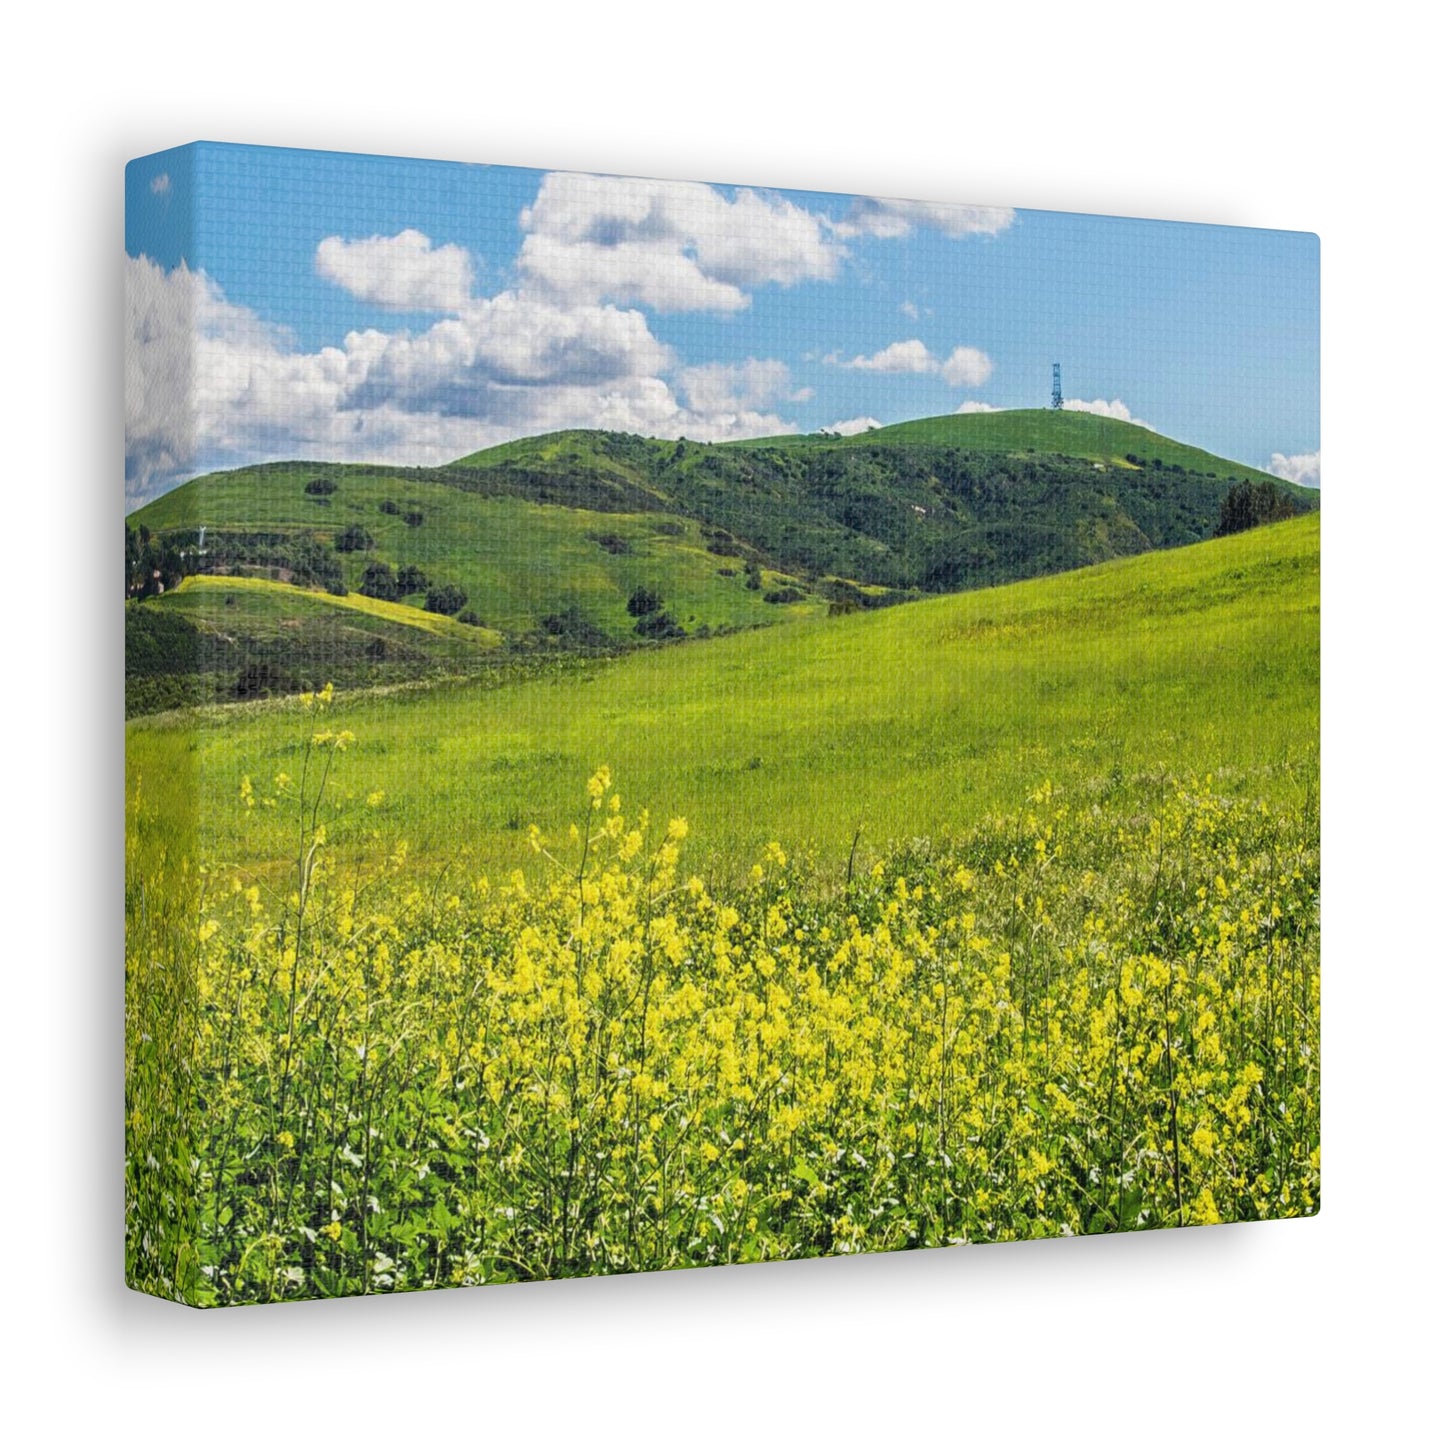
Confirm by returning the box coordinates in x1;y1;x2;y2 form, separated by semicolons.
956;400;1000;414
1062;397;1156;430
838;197;1015;240
940;346;993;387
679;358;791;413
822;416;882;436
829;338;993;387
1268;450;1320;487
125;253;800;501
900;300;920;319
150;173;170;196
835;338;936;374
316;229;475;312
517;171;841;312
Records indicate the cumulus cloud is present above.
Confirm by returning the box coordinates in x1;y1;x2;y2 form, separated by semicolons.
517;171;841;312
1268;450;1320;487
316;229;474;312
1062;397;1155;430
822;416;882;436
956;400;1000;414
834;338;936;374
125;253;802;502
829;339;993;387
940;346;993;387
838;197;1015;240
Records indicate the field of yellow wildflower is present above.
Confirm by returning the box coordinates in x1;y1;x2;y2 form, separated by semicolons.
127;690;1318;1305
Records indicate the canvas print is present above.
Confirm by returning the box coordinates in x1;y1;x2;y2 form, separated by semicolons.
125;143;1320;1306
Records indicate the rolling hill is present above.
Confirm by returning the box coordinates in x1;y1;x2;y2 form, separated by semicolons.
126;409;1316;714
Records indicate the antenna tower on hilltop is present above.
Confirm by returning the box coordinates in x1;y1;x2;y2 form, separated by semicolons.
1051;363;1063;410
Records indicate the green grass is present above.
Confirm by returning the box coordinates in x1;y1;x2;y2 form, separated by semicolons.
162;574;503;647
725;408;1286;484
132;468;822;642
127;512;1319;884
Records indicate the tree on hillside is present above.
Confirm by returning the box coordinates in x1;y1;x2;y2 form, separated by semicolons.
626;585;663;617
1215;479;1298;537
335;524;375;553
425;583;468;616
359;561;399;601
396;564;430;594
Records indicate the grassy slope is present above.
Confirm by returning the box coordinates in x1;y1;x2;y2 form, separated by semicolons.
725;408;1288;485
162;575;503;646
127;512;1319;882
131;466;820;640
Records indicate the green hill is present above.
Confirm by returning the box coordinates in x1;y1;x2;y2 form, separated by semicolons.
127;410;1315;715
128;511;1319;878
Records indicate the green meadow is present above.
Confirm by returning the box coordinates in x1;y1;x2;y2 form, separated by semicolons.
127;511;1319;885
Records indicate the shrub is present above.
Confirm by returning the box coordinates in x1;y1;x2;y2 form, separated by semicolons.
425;583;468;616
232;661;296;699
627;586;664;617
304;477;336;495
634;610;684;640
334;524;375;553
456;609;484;627
404;510;425;528
359;561;399;601
379;499;401;516
763;586;805;605
1215;479;1298;537
396;565;429;594
591;533;631;555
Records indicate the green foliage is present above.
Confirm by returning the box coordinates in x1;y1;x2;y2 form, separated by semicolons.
763;586;805;605
359;561;399;601
304;477;337;496
634;610;685;639
1215;478;1299;536
335;524;375;553
626;585;663;617
425;583;467;616
395;564;430;595
125;520;185;598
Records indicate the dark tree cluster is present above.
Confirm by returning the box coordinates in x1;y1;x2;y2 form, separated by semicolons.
626;586;663;617
360;561;399;600
1215;480;1298;537
334;524;375;553
425;583;468;616
125;521;185;598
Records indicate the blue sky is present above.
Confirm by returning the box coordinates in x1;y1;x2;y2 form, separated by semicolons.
125;142;1319;504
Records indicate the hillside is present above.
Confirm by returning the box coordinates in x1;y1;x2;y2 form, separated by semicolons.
126;409;1315;714
128;511;1320;877
724;408;1286;480
448;408;1312;592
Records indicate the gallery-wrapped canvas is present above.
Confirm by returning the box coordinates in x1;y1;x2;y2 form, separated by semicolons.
125;142;1320;1306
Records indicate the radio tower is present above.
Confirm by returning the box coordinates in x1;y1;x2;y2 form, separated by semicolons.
1051;363;1063;410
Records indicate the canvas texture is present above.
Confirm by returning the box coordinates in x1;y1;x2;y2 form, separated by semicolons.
125;143;1320;1306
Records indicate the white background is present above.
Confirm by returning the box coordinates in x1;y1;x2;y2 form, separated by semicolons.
3;3;1439;1439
